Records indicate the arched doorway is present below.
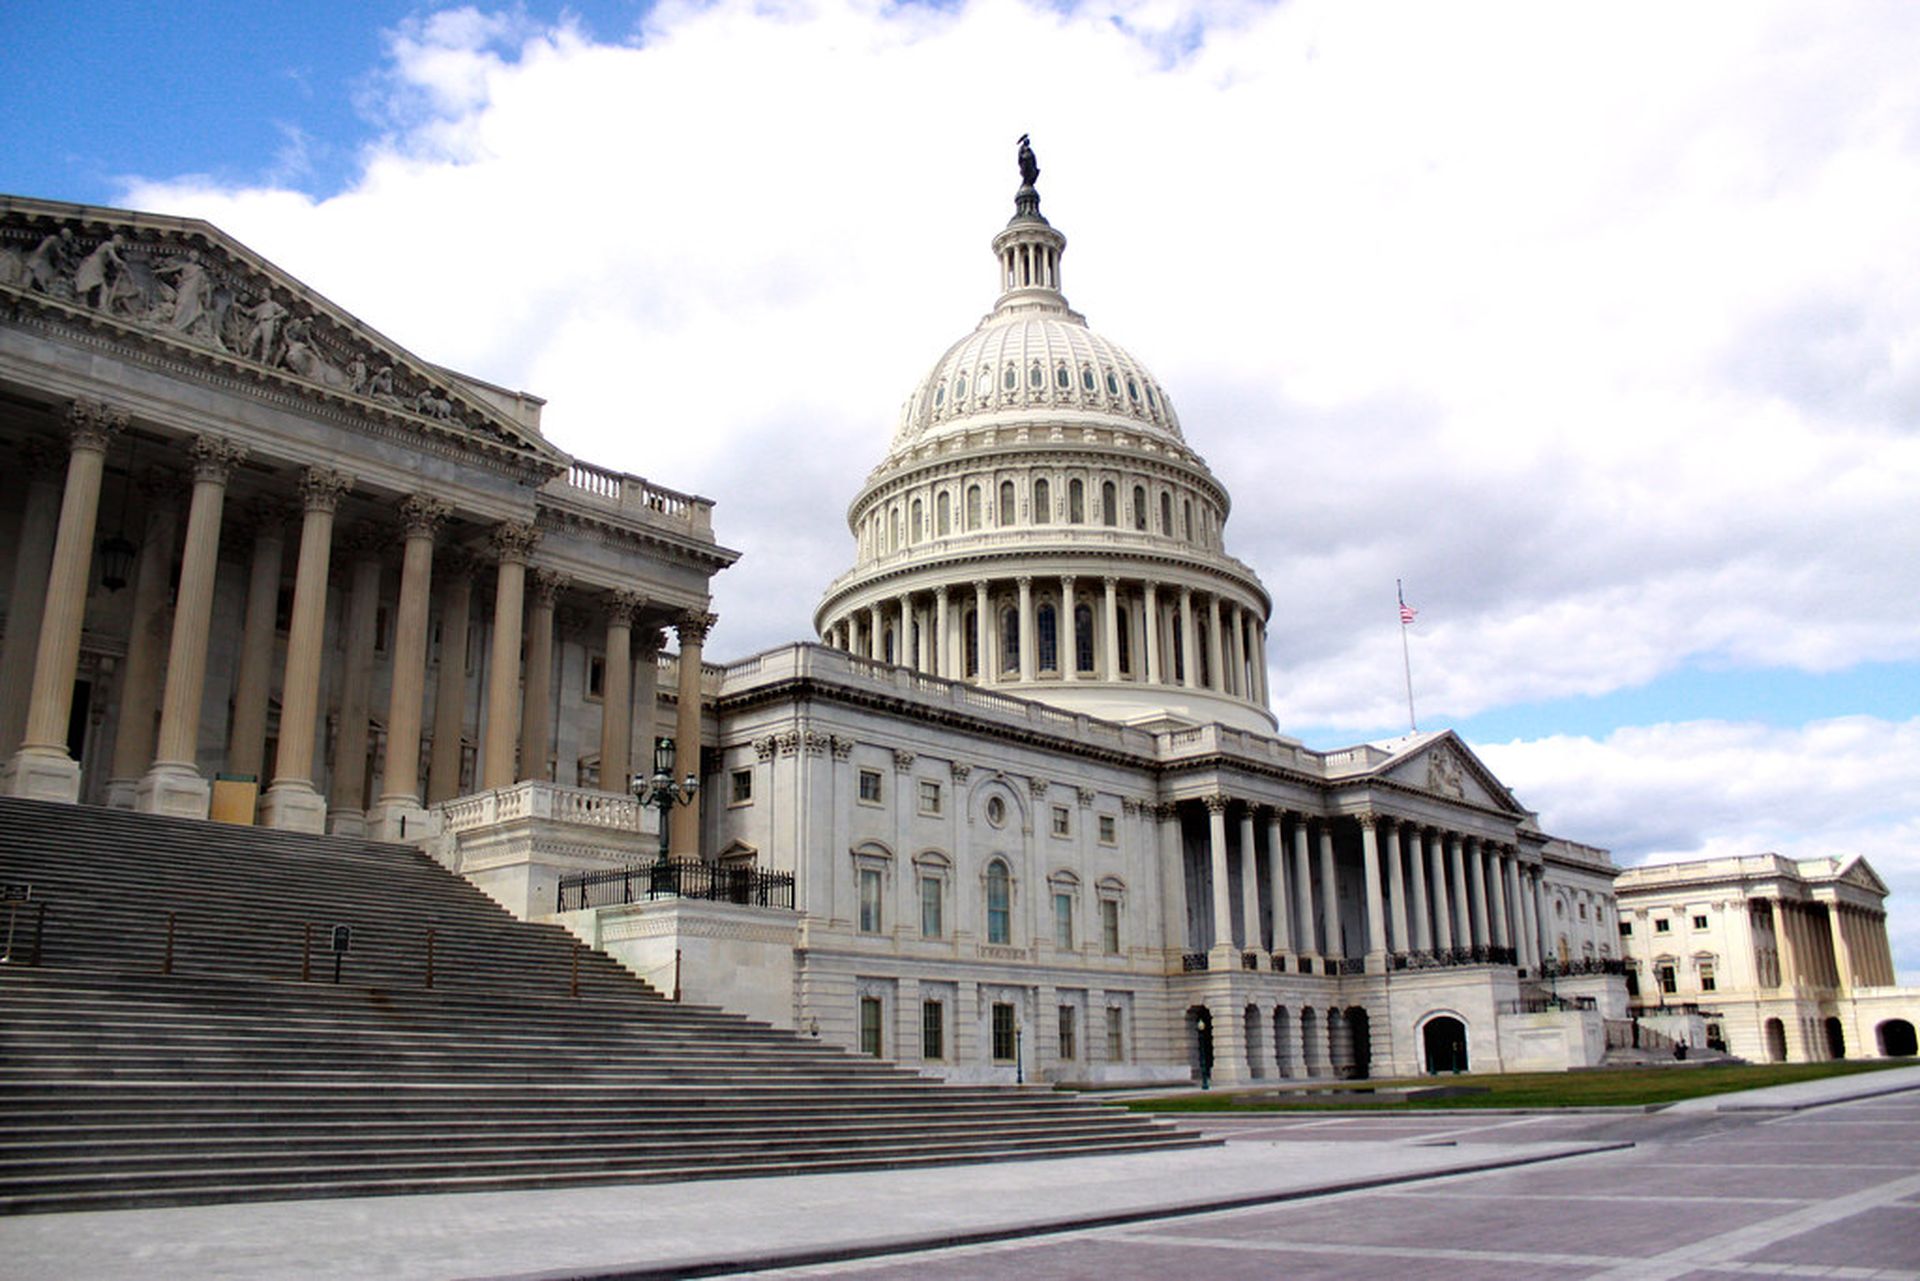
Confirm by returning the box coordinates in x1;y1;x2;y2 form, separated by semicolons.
1824;1017;1846;1060
1348;1008;1373;1080
1273;1007;1293;1079
1877;1019;1917;1057
1243;1005;1264;1080
1299;1007;1319;1077
1764;1017;1788;1063
1423;1015;1468;1074
1188;1006;1214;1088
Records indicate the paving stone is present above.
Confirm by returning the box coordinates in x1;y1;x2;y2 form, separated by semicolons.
1739;1205;1920;1270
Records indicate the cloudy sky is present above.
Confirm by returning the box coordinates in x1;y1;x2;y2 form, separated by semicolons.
7;1;1918;977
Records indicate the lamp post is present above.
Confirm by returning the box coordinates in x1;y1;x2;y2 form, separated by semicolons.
631;735;698;871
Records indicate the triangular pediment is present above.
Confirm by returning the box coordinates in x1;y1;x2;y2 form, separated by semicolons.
1375;731;1524;814
1832;855;1889;897
0;195;566;474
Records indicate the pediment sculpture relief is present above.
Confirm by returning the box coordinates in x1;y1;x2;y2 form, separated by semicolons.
1425;747;1465;800
1;214;498;441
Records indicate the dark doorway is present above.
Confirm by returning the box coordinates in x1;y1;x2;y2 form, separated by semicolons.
1188;1006;1214;1088
1824;1017;1846;1060
1423;1015;1468;1074
1348;1007;1372;1080
1877;1019;1917;1057
1764;1017;1788;1063
66;679;92;761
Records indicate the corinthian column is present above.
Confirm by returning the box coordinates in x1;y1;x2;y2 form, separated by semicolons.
1102;577;1120;680
1318;822;1341;961
105;472;185;807
4;401;126;801
0;440;74;761
1205;594;1225;692
426;553;476;804
368;494;447;840
934;586;952;679
260;466;352;832
1204;794;1234;964
599;588;644;791
1143;582;1161;685
1360;815;1388;967
226;501;290;791
518;569;563;784
1060;576;1077;680
1178;587;1197;689
670;610;712;859
137;434;247;818
1238;807;1262;965
1386;819;1409;954
479;522;539;790
1016;576;1035;680
323;525;384;834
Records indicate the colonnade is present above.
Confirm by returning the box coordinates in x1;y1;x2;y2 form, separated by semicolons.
0;406;712;852
822;574;1270;704
1768;898;1897;992
1182;800;1553;975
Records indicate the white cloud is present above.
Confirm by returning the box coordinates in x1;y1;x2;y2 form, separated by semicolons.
1480;716;1920;977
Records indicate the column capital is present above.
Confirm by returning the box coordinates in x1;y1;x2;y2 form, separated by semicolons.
1015;575;1032;589
397;493;452;538
488;520;540;564
525;567;565;605
607;586;646;622
972;579;989;594
298;466;353;513
188;434;247;484
1153;801;1181;821
1103;574;1119;588
934;583;949;602
1202;793;1231;815
1354;810;1378;830
66;398;128;451
675;610;716;646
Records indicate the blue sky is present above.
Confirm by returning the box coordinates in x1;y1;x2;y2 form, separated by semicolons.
5;1;1917;976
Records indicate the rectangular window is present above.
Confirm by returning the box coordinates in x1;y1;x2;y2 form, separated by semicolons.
1692;914;1709;931
1053;892;1074;950
858;868;882;934
1097;814;1117;845
917;779;941;815
1654;918;1671;933
1699;963;1717;992
1618;921;1632;937
860;996;883;1057
1657;963;1678;995
729;768;753;805
1057;1005;1076;1060
919;875;942;939
921;1000;944;1061
991;1003;1016;1061
585;653;606;700
1101;899;1121;955
1051;805;1070;837
1106;1007;1124;1061
857;768;883;805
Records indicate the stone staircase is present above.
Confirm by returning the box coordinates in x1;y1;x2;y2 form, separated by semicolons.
0;796;1208;1214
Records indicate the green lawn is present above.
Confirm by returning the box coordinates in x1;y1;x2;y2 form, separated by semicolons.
1127;1059;1912;1111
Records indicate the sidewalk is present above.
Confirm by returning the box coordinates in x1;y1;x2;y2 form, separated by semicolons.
1662;1061;1920;1113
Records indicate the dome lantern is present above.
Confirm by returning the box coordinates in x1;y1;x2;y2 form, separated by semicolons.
990;134;1070;318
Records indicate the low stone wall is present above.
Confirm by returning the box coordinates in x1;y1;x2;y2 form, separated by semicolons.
425;782;653;919
546;898;800;1030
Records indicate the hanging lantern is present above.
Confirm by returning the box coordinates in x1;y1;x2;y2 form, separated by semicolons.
98;531;135;593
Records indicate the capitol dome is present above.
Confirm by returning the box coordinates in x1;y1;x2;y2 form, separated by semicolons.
816;142;1275;733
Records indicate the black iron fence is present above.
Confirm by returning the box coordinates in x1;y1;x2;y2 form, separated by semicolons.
1181;951;1209;972
1389;945;1518;971
554;863;796;912
1500;995;1597;1014
1538;956;1627;978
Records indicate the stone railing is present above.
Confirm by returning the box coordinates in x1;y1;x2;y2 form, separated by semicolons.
815;526;1263;597
551;461;714;536
1157;723;1311;771
656;652;727;698
437;781;645;834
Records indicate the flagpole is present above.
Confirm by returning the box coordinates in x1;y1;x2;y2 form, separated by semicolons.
1398;579;1417;733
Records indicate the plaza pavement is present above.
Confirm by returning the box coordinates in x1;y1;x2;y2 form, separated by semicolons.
2;1064;1916;1280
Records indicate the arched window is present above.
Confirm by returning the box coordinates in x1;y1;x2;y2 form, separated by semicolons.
1037;603;1058;672
1183;498;1192;542
1033;478;1050;524
964;609;979;676
1132;485;1147;532
911;498;923;543
1074;604;1095;672
891;508;902;551
1101;481;1117;527
986;861;1011;944
1001;606;1020;675
1081;365;1096;392
999;480;1016;526
1003;364;1017;391
1028;363;1043;389
1068;478;1084;523
936;491;951;536
966;485;981;531
1055;364;1071;390
1159;492;1172;534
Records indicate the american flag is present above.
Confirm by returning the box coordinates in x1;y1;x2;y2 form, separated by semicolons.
1398;584;1417;626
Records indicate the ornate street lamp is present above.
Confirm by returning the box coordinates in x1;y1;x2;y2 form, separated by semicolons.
630;735;698;869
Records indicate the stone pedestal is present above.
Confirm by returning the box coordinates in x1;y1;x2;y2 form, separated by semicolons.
366;799;432;844
0;747;82;803
259;779;329;834
132;762;212;820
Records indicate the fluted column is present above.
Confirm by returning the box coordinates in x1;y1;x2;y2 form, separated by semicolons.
1266;811;1293;961
367;495;447;839
1158;803;1188;955
1386;819;1409;954
1447;834;1473;948
1359;815;1387;968
1102;577;1120;680
1225;603;1245;696
1178;587;1197;689
105;474;184;807
632;626;663;762
599;588;644;791
1488;845;1512;950
1531;869;1552;964
1238;808;1261;965
226;501;289;791
934;586;951;679
1205;594;1225;692
322;524;385;834
1204;795;1234;963
866;602;882;662
897;591;915;671
479;523;538;790
1773;898;1799;989
137;435;246;817
971;581;988;682
1429;830;1455;950
1318;822;1341;961
1407;827;1432;951
4;401;126;801
1060;576;1077;680
1291;816;1316;965
259;467;352;832
1467;838;1491;951
1143;583;1162;684
1016;576;1035;680
518;569;563;784
670;611;711;859
0;440;68;761
426;554;475;804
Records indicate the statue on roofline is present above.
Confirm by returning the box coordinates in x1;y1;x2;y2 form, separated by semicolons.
1017;133;1039;188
